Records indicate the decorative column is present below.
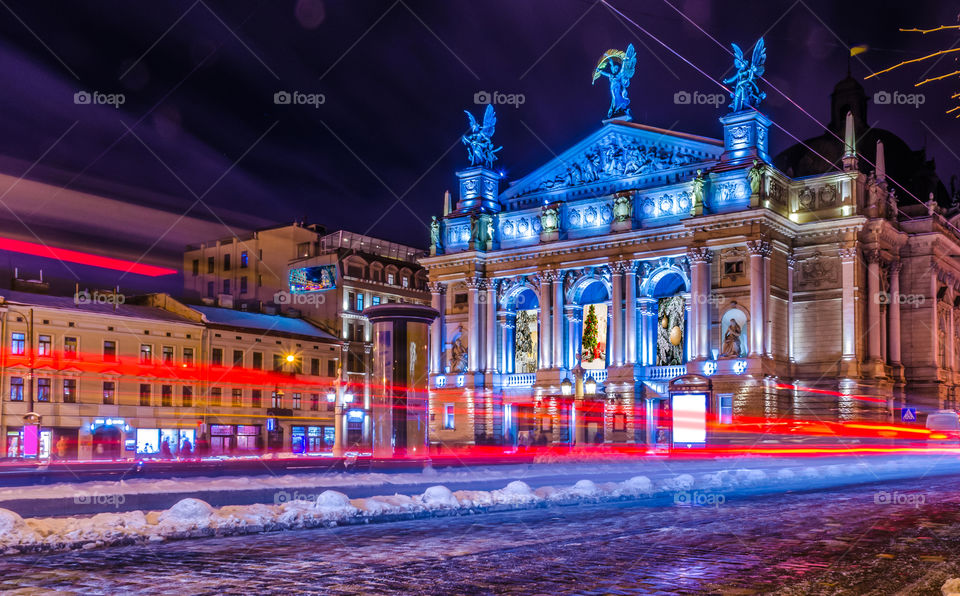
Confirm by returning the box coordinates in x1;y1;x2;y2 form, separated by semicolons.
539;273;553;369
552;271;565;369
787;254;796;362
499;311;513;374
466;277;482;372
638;297;657;365
838;247;858;364
763;245;773;357
688;248;713;360
865;250;882;362
485;280;497;372
566;305;583;367
888;260;902;365
746;240;769;357
363;343;373;446
611;261;625;366
624;262;638;364
428;282;445;374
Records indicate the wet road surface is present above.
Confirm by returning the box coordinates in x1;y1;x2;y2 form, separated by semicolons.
4;474;960;594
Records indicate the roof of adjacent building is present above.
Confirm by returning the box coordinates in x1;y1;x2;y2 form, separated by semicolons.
190;305;339;342
0;290;200;325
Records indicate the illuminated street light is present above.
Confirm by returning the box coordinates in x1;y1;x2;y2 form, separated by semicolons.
584;376;597;396
560;377;573;396
285;354;295;363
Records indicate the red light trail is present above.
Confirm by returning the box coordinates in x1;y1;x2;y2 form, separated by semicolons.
0;236;177;277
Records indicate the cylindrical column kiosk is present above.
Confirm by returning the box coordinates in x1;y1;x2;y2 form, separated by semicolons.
363;304;439;459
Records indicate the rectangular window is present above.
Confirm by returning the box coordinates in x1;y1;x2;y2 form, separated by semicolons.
63;379;77;403
209;387;222;406
223;279;231;294
223;253;231;271
357;293;364;312
63;336;77;359
182;386;193;407
387;273;395;285
240;276;248;294
103;340;116;362
10;377;23;401
162;346;174;365
293;356;303;375
232;388;242;407
212;348;223;367
327;360;337;377
207;256;214;273
402;277;409;288
233;350;244;367
161;384;172;407
103;381;115;405
443;404;455;430
140;344;152;363
240;251;249;268
297;242;310;258
37;378;51;402
348;292;356;311
183;347;194;366
372;296;381;306
273;354;283;372
139;384;151;406
310;393;319;411
192;259;199;276
38;335;51;356
292;392;302;410
11;332;24;356
251;389;262;408
252;352;263;370
719;394;734;425
454;293;467;305
723;261;744;276
271;391;282;408
327;392;335;412
206;281;214;298
310;358;320;376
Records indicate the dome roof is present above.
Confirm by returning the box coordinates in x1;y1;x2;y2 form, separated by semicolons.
774;75;949;206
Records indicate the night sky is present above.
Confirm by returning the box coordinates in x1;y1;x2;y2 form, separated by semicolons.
0;0;956;250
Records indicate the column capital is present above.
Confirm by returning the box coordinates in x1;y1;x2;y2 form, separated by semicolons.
786;253;797;269
428;281;446;294
540;269;559;283
624;260;641;275
465;276;482;290
863;248;883;265
837;246;858;262
746;239;771;257
611;260;628;274
687;246;713;264
889;259;902;275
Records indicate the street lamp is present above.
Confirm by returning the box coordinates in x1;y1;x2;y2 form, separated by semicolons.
584;376;597;396
560;377;573;396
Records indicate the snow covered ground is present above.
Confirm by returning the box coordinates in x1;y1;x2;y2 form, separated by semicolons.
2;455;960;554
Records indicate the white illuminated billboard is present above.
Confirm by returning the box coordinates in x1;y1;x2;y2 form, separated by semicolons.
672;393;707;445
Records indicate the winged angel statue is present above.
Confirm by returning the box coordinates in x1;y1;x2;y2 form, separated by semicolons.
592;44;637;119
462;104;501;168
722;38;767;112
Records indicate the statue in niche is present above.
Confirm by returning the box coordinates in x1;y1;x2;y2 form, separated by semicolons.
450;328;468;373
540;204;559;232
592;44;637;119
690;169;705;215
469;215;481;245
720;319;743;357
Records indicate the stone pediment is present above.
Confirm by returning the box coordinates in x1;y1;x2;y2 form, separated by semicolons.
501;121;722;203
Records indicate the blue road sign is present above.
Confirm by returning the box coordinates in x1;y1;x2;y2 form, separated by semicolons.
901;407;917;422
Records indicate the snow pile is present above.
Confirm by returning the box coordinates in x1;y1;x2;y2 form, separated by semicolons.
419;485;459;508
943;578;960;596
660;473;695;491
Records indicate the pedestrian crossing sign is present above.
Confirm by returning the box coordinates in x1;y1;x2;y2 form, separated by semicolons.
901;407;916;422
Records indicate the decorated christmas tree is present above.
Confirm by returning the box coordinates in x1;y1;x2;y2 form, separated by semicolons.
582;304;599;362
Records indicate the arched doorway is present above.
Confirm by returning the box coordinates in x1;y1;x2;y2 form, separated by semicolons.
501;284;540;374
570;279;611;371
642;266;690;367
